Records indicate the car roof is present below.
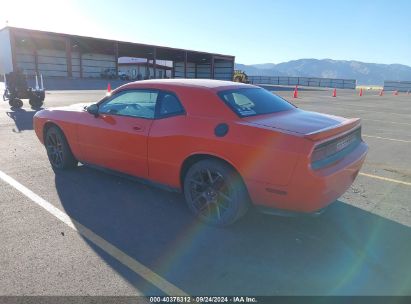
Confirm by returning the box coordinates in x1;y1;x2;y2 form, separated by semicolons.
121;79;257;91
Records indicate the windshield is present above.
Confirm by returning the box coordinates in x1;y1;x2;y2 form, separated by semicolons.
218;88;295;117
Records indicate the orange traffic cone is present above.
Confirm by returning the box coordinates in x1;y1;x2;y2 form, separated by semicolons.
332;88;337;97
359;88;363;97
293;85;298;98
107;83;111;93
379;89;384;96
394;90;398;95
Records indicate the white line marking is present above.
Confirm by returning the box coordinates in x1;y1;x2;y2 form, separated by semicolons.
323;102;411;111
362;134;411;143
297;104;411;117
362;119;411;126
359;173;411;186
0;170;188;296
342;108;409;116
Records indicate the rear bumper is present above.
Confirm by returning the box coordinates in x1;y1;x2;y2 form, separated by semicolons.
247;141;368;213
256;205;328;217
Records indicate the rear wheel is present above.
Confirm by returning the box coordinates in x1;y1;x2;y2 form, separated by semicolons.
9;98;23;108
45;126;78;170
183;159;249;226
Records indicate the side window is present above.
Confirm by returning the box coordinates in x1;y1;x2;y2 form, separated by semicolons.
157;92;185;118
99;90;158;119
232;93;255;108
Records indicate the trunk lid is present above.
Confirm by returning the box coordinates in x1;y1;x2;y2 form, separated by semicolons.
244;109;361;141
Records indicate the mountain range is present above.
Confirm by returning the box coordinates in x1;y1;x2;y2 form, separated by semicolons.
235;59;411;85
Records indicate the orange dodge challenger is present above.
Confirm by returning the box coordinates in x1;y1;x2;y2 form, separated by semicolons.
34;79;368;226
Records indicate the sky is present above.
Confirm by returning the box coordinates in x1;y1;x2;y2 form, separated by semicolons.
1;0;411;66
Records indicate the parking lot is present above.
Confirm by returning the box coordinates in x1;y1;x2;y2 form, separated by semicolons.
0;85;410;296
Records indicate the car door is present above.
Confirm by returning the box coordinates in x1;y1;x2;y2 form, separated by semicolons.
148;91;187;188
77;89;158;179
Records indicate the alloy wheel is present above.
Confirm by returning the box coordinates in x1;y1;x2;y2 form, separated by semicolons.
187;168;233;222
46;131;64;168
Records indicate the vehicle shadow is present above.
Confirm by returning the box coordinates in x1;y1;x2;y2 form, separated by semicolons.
54;166;411;296
6;108;42;132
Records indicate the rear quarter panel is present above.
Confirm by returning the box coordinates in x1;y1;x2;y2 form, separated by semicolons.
148;113;308;190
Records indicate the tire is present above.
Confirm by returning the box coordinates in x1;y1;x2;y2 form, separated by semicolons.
9;98;23;108
44;126;78;170
29;91;45;108
183;159;249;226
29;96;43;108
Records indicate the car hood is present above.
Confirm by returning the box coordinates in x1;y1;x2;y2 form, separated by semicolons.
243;109;345;135
49;102;94;112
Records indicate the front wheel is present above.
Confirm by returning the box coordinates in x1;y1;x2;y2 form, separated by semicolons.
29;97;43;108
45;126;78;170
29;90;45;108
183;159;249;226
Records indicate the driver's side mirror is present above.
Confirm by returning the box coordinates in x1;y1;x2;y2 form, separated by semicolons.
87;104;99;117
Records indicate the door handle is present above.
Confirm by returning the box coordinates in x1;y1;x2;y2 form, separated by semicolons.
132;126;143;131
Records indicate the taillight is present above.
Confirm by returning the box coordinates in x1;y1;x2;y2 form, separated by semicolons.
311;146;329;162
311;128;361;168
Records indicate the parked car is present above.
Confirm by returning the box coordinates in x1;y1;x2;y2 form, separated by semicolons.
33;79;368;226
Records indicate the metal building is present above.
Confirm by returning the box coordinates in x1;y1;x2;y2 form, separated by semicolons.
0;27;235;82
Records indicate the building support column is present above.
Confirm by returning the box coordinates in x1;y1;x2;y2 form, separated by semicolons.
145;58;149;79
9;29;17;73
33;49;39;76
114;42;119;78
65;38;72;77
211;55;215;79
79;51;83;78
184;51;188;78
231;57;235;80
153;47;157;79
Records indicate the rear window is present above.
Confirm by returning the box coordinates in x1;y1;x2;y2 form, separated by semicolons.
218;88;295;117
